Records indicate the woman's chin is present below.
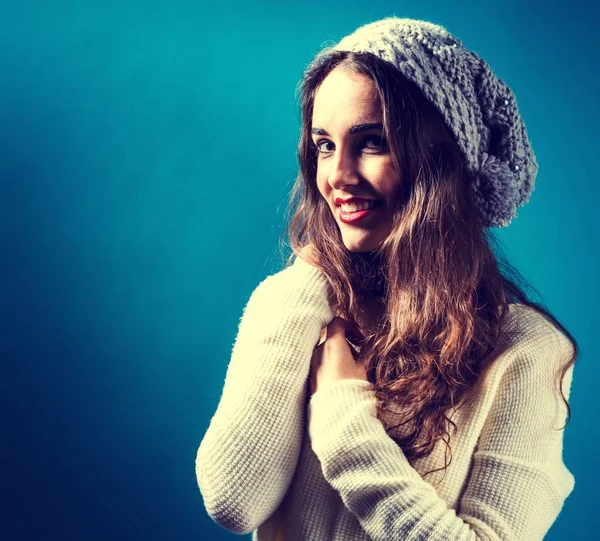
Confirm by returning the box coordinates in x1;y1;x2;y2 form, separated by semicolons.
345;245;374;253
342;235;383;253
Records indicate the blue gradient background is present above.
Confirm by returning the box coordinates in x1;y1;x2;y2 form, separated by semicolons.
1;0;596;539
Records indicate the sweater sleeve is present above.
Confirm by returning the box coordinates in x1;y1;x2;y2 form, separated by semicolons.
195;255;334;534
307;326;576;541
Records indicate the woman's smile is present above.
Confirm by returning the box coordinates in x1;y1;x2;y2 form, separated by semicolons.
338;199;383;224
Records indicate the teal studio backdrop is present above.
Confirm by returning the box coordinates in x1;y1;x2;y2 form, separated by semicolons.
0;0;597;539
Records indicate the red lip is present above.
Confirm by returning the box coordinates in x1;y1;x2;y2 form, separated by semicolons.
335;197;378;205
338;205;378;224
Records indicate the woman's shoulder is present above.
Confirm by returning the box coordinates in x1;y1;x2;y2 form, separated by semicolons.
494;302;575;370
466;303;576;410
503;302;568;341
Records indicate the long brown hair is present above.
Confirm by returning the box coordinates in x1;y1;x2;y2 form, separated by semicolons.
279;49;578;476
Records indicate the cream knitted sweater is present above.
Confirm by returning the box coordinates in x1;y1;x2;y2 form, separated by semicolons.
195;255;575;540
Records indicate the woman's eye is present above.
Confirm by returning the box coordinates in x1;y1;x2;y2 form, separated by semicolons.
315;140;334;153
363;135;386;150
313;135;387;155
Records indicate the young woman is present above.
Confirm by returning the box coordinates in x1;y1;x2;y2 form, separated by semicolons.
196;17;578;541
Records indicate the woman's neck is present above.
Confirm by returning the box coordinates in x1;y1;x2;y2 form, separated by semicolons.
347;250;387;336
347;250;386;299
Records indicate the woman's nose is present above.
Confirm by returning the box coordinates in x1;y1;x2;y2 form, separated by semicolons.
327;148;360;188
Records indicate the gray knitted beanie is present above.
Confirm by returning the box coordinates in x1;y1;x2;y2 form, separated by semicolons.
323;17;538;228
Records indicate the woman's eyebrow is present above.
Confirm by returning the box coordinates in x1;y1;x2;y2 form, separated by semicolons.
311;122;384;136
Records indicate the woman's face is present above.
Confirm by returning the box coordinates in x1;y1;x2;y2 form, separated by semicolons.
311;66;402;253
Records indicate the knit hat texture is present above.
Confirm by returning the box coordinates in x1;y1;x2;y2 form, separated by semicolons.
325;17;538;228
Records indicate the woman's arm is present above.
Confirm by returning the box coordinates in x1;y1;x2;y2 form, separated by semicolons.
307;322;575;541
195;255;333;534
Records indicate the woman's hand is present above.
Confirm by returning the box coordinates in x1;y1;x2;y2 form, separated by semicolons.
308;317;369;397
